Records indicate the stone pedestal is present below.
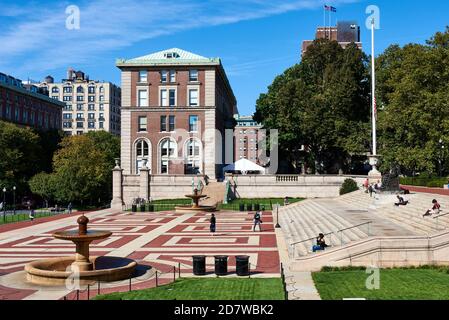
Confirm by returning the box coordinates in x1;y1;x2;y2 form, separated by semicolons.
368;155;382;183
73;241;93;271
111;160;124;210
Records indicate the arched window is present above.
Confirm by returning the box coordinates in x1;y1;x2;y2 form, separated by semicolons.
135;139;150;173
77;86;84;93
184;139;201;174
159;138;176;174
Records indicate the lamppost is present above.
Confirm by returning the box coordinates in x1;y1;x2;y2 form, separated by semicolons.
275;204;281;229
2;187;6;223
13;186;16;216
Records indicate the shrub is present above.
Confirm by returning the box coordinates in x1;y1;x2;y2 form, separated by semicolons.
340;179;359;195
400;176;449;188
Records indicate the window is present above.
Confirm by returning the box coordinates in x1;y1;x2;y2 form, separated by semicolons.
160;89;167;106
77;122;83;128
77;86;84;93
77;131;83;135
99;87;104;93
135;139;150;173
30;112;34;124
169;115;175;132
63;86;72;93
139;71;147;83
99;95;104;101
77;95;84;102
88;113;95;119
15;108;19;121
99;113;105;120
138;116;147;132
52;96;59;100
64;104;72;111
88;96;95;102
160;115;167;132
185;139;201;174
63;113;72;119
63;122;72;128
88;86;95;94
169;70;176;83
52;87;59;93
189;70;198;82
88;121;95;128
77;113;83;119
77;104;84;111
169;89;176;106
161;70;168;82
189;89;198;106
160;138;176;174
99;122;104;129
88;104;95;111
189;115;198;132
63;96;72;102
138;90;148;107
99;104;104;111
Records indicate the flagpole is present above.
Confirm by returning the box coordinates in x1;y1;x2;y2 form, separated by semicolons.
371;18;377;157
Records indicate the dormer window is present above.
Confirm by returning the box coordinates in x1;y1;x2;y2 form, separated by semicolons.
164;52;179;59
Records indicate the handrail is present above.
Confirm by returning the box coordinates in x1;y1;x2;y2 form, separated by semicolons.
290;232;334;246
433;212;449;219
336;221;372;234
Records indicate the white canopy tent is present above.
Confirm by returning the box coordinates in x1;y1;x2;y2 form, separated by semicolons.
223;159;266;175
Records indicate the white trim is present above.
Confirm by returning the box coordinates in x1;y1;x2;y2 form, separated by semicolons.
132;137;152;174
157;136;178;174
183;137;203;174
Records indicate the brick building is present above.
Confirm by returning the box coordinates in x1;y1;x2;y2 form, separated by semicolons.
301;21;362;57
116;48;237;179
233;115;266;166
0;72;64;130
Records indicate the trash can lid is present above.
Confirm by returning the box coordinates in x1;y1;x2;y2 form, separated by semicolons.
193;255;206;258
235;255;250;259
214;255;228;259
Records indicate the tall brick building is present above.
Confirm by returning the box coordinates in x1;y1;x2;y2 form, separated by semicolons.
233;115;266;166
116;48;237;180
0;72;64;130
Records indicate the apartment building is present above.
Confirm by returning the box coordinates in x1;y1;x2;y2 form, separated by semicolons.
0;72;64;130
39;69;121;135
234;115;266;165
116;48;237;179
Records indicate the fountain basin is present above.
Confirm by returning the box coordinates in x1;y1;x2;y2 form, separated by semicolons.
25;256;137;286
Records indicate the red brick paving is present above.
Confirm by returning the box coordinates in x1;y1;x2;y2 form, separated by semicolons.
401;185;449;196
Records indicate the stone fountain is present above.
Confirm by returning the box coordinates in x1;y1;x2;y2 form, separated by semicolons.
25;214;137;286
175;188;216;213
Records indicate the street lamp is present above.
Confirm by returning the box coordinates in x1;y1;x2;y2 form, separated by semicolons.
13;186;16;216
2;187;6;223
275;204;281;229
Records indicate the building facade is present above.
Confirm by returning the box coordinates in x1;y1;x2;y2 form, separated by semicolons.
111;48;237;206
38;69;121;136
233;115;266;165
116;48;237;180
301;21;362;57
0;72;64;130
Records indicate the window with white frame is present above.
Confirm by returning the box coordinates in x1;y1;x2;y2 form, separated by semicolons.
189;70;198;82
189;89;198;106
161;70;168;82
138;90;148;107
169;89;176;106
135;139;150;173
189;115;198;132
138;116;147;132
169;70;176;83
139;71;148;83
160;89;167;106
160;138;176;174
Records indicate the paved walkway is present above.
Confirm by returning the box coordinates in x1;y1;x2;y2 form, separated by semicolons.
0;208;280;300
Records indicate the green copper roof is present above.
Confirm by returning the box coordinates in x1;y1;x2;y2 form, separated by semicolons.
116;48;220;66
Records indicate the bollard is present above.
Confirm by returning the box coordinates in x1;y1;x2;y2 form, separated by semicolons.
155;271;159;287
87;284;90;300
98;281;100;295
76;289;79;300
173;266;176;282
178;262;181;278
129;277;132;292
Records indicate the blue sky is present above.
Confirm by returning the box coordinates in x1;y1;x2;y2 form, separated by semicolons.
0;0;448;116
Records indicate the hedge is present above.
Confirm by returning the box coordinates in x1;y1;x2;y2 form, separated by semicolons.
400;177;449;188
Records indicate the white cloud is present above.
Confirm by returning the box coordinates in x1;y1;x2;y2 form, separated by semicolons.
0;0;360;76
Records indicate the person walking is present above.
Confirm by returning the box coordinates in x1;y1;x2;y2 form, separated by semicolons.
67;202;73;214
29;206;35;222
253;211;263;232
368;184;374;198
210;213;216;236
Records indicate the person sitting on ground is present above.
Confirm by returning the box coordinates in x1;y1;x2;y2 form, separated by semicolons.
313;233;328;252
423;199;441;217
394;195;409;207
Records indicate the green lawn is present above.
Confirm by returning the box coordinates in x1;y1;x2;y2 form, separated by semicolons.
220;198;304;211
313;267;449;300
94;278;285;300
0;211;56;225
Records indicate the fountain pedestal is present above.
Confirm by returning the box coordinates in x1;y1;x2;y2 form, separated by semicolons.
175;188;216;213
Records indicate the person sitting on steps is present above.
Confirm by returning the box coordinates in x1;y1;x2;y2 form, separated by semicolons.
313;233;328;252
423;199;441;217
394;195;409;207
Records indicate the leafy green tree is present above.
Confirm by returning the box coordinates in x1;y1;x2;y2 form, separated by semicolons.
0;121;42;194
254;39;370;173
29;172;56;204
376;27;449;175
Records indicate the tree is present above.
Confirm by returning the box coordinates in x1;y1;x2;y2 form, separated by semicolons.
376;27;449;175
254;39;370;173
29;172;56;204
0;121;42;194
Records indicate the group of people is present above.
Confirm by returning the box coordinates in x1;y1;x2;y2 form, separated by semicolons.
364;179;383;197
209;210;263;236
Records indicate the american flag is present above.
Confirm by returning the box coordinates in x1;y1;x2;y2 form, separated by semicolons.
324;5;337;12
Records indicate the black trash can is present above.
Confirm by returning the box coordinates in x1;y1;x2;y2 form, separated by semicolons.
193;255;206;276
148;204;154;212
254;204;260;211
235;255;250;276
247;203;253;212
131;204;137;212
214;256;228;276
239;203;245;212
140;204;146;212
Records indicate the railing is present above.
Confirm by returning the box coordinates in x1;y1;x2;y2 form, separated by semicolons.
289;222;373;259
434;212;449;230
276;176;299;182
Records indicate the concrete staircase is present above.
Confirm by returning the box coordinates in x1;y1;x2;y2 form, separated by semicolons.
200;182;226;207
